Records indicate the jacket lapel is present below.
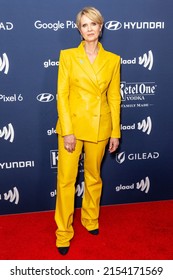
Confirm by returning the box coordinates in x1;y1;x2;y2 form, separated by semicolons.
76;42;107;90
92;42;107;75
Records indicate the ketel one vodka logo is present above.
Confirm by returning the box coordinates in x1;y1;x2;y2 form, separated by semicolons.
0;53;9;74
50;150;58;168
50;149;84;170
120;81;156;101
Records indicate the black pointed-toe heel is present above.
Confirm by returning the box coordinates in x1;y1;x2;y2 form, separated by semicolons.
88;229;99;235
58;246;69;255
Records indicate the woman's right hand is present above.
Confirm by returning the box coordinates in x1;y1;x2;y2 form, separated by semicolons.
63;134;76;153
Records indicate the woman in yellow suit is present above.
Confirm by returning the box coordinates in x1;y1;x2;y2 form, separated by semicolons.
55;7;121;255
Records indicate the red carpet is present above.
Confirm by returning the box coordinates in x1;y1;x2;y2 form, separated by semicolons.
0;200;173;260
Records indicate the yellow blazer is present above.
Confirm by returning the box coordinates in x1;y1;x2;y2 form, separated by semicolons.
56;41;121;143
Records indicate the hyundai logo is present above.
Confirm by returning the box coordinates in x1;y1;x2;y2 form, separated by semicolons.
105;21;122;31
36;93;54;102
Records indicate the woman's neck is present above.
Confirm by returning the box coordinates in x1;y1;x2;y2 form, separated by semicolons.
84;41;99;55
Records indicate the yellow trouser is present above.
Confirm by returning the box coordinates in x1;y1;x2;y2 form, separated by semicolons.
55;135;108;247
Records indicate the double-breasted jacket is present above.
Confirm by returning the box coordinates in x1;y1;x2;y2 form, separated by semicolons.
56;41;121;143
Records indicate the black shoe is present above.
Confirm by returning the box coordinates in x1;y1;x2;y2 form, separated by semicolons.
89;229;99;235
58;246;69;255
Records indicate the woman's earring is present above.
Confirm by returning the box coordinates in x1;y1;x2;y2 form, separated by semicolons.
99;30;102;38
80;34;83;40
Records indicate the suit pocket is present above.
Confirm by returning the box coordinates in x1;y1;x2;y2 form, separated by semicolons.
98;112;112;140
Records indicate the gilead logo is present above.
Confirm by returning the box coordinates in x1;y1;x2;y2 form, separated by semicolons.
0;22;13;30
116;152;126;164
116;151;159;164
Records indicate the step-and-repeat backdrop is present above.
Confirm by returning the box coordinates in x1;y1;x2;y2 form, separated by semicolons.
0;0;173;215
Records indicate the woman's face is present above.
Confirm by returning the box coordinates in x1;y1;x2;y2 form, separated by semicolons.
80;14;102;42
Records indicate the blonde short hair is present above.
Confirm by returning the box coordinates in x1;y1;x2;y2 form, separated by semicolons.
76;7;104;30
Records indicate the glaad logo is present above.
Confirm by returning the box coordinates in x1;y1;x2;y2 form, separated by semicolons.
116;151;159;164
50;182;84;198
139;50;153;70
0;53;9;74
121;50;154;71
36;93;54;102
0;22;14;30
121;116;152;135
115;177;150;193
44;59;59;68
105;21;122;30
0;187;19;204
76;181;84;197
138;116;152;135
50;189;57;198
136;177;150;193
0;123;14;143
105;21;164;30
78;152;84;173
47;128;56;136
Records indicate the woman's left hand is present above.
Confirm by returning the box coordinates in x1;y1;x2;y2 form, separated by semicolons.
108;138;119;153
